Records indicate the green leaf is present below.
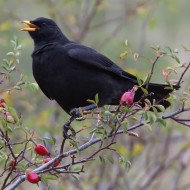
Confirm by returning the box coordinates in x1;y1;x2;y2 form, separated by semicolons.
133;53;139;61
8;106;19;122
40;175;48;186
90;128;97;134
147;111;157;124
157;118;167;127
6;52;15;56
125;40;128;47
107;156;114;164
41;174;57;186
14;86;22;90
164;86;173;90
11;39;17;48
154;105;165;112
116;145;128;156
86;99;95;104
43;174;57;181
144;123;152;131
151;106;158;115
103;110;112;116
27;82;39;92
95;93;99;104
16;58;19;64
171;54;180;63
119;156;131;171
16;44;22;50
43;137;56;145
121;122;129;133
182;45;189;51
119;51;128;59
144;111;148;121
71;174;79;181
5;125;13;132
151;46;160;51
99;155;105;164
140;87;148;94
0;118;7;127
165;46;172;53
10;66;16;71
0;157;6;166
125;160;131;171
137;76;143;86
144;99;151;106
0;141;5;148
2;65;8;71
69;139;78;147
143;74;150;85
16;81;25;86
15;163;26;170
73;166;81;171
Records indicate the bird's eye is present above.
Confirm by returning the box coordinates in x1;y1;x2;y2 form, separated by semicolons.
42;22;47;26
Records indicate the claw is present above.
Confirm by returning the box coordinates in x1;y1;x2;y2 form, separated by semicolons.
63;123;71;139
69;108;82;118
62;116;76;139
69;104;97;119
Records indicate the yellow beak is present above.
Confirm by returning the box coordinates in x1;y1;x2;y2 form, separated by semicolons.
21;20;39;32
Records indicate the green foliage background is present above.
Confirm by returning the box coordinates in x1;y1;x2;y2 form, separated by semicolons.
1;0;190;189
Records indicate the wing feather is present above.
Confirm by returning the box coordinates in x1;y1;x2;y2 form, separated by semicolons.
65;43;137;83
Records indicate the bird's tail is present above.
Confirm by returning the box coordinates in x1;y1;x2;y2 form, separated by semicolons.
135;83;180;108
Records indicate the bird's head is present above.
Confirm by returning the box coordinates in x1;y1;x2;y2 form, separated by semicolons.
21;17;68;45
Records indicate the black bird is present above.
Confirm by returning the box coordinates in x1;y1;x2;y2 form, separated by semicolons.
21;17;179;116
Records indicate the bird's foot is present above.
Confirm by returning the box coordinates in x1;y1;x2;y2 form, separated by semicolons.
69;108;85;120
63;115;76;139
63;122;76;139
64;104;97;138
69;104;97;119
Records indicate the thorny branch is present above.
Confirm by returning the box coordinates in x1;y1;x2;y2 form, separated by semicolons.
1;30;190;190
5;99;190;190
146;56;160;89
177;62;190;86
3;57;190;189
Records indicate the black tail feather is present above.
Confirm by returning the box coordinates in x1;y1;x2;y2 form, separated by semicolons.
135;83;180;108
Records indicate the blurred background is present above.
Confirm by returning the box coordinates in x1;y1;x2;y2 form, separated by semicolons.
1;0;190;189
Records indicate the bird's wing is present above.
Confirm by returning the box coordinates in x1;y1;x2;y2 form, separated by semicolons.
65;43;137;83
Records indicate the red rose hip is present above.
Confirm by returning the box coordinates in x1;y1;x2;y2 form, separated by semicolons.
5;112;16;124
120;91;135;105
9;160;16;170
27;172;40;184
34;144;49;156
44;157;60;167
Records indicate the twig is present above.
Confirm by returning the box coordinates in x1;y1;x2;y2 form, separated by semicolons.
6;101;190;190
146;56;159;89
163;107;190;119
177;62;190;86
111;108;139;143
59;138;66;155
6;128;124;190
76;0;101;42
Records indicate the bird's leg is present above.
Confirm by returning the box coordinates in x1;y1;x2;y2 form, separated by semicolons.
63;115;75;139
69;104;97;118
63;104;97;139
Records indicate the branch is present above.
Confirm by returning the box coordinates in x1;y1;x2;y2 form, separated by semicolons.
5;129;123;190
75;0;101;42
177;62;190;86
146;56;160;89
5;102;190;190
5;58;190;189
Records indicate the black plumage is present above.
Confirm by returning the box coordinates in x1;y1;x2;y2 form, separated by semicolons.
21;17;179;114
